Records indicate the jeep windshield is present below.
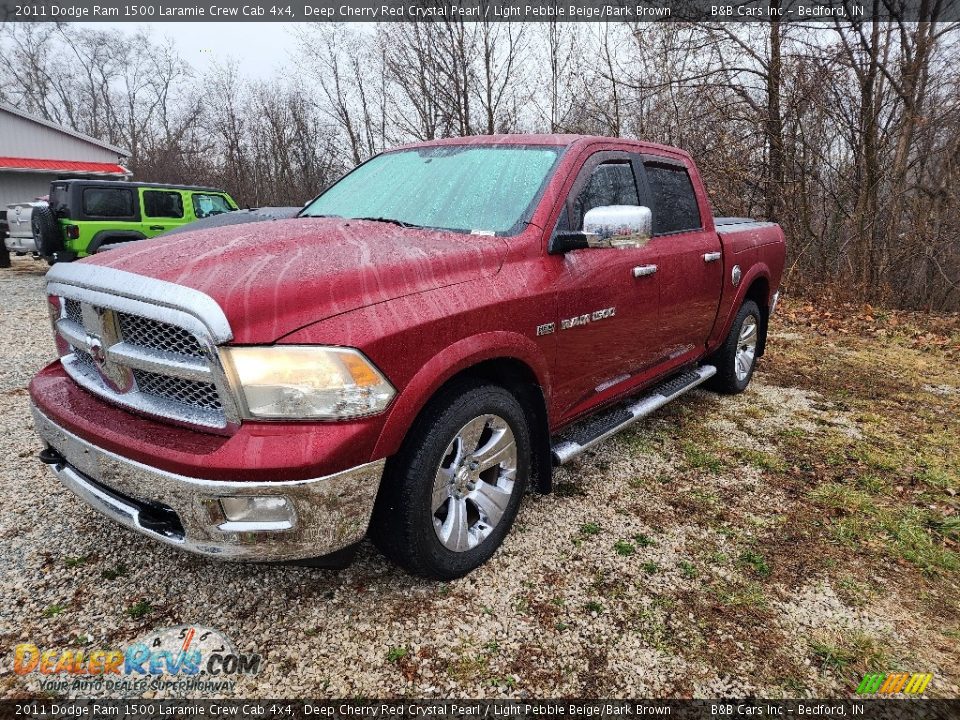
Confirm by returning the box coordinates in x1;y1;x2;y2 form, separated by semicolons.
300;144;563;235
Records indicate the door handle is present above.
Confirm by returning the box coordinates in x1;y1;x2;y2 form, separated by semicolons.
632;265;658;278
704;252;722;263
149;225;165;231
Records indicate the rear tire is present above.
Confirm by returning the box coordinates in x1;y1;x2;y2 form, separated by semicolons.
0;242;10;268
369;381;530;579
708;300;762;394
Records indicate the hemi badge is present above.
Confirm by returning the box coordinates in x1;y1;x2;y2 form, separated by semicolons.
536;323;555;336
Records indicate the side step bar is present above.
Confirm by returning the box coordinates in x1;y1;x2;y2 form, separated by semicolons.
551;365;717;465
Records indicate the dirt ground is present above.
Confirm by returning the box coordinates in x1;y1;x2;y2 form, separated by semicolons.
1;256;957;699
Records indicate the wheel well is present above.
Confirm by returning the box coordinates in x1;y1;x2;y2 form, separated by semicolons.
744;277;770;356
430;358;552;494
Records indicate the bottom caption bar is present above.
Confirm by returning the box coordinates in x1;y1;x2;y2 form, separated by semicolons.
2;700;960;719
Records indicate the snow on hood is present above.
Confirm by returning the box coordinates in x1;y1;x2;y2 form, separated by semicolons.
87;218;506;343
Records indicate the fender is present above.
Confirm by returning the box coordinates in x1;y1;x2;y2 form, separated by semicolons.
88;230;147;254
372;331;550;461
707;260;772;354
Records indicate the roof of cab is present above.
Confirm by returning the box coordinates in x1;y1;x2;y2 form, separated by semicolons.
392;133;691;161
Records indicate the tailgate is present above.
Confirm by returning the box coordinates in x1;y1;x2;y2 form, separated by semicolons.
6;203;38;239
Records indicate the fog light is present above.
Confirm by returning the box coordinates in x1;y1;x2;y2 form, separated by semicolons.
219;496;293;524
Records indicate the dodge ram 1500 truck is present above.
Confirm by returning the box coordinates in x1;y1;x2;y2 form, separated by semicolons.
30;134;785;579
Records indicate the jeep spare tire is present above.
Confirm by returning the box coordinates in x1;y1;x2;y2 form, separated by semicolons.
31;205;62;258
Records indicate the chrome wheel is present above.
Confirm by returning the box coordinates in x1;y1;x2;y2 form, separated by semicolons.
431;414;518;553
735;314;759;382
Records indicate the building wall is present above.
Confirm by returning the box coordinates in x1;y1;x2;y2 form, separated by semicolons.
0;110;122;163
0;172;57;210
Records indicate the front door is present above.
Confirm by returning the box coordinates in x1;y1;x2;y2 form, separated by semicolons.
547;151;664;422
140;189;188;237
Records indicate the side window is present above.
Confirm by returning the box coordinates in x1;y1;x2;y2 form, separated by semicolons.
572;162;639;230
143;191;184;219
192;193;233;219
82;188;135;218
644;164;701;235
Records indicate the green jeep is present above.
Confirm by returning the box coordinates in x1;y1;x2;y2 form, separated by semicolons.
31;180;239;263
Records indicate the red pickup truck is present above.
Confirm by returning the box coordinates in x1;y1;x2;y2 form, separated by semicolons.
30;135;785;579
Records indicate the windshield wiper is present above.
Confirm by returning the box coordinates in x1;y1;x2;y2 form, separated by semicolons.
352;216;422;229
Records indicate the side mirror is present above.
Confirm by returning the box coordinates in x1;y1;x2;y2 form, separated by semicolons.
549;205;653;254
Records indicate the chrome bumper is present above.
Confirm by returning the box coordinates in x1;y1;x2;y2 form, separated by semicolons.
31;404;384;562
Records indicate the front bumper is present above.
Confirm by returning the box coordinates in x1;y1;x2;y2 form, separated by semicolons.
32;404;385;562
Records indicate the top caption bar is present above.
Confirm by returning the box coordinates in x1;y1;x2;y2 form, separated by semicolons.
2;0;958;22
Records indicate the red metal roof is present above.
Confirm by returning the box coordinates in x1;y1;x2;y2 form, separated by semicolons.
0;156;130;175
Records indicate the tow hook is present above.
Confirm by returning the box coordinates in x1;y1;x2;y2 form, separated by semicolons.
38;446;65;466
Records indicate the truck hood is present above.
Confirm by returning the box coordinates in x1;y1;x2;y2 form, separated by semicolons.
88;218;506;343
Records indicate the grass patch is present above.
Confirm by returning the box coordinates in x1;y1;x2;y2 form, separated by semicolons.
679;560;699;579
681;441;724;473
585;600;604;614
614;540;636;557
809;483;879;515
734;448;788;473
641;561;660;575
810;631;889;687
101;563;127;581
883;508;960;573
737;549;771;578
43;604;67;618
580;522;601;536
633;533;656;547
64;555;88;568
126;601;153;619
386;646;409;663
711;581;767;608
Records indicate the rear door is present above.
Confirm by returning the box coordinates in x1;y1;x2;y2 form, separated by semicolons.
638;157;722;364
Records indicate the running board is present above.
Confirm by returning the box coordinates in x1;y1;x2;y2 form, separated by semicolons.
550;365;717;465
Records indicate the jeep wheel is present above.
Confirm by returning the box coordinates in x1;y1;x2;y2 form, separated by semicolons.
31;205;63;260
0;242;9;268
370;382;530;579
709;300;762;394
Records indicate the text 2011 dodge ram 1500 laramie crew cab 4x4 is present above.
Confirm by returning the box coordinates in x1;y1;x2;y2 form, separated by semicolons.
30;135;785;579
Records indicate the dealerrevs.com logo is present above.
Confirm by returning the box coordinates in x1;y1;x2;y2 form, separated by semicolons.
13;625;261;696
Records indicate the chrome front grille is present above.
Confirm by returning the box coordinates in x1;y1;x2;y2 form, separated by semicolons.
65;298;83;326
51;294;234;432
132;369;222;412
118;313;205;357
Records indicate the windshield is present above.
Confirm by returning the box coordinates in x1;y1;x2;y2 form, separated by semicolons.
301;145;563;234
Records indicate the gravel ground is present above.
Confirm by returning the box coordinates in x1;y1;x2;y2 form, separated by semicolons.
1;255;957;700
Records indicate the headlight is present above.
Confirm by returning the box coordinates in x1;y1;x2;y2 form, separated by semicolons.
222;346;395;419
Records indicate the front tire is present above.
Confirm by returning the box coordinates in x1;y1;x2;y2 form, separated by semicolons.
370;382;530;579
709;300;762;394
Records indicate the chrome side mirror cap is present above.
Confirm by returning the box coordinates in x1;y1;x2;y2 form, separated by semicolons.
582;205;653;249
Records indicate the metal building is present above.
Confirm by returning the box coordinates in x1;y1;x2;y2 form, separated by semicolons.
0;103;130;209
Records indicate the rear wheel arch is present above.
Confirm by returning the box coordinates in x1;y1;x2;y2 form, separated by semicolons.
743;275;771;357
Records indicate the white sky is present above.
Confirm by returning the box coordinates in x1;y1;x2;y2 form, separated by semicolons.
76;22;301;79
